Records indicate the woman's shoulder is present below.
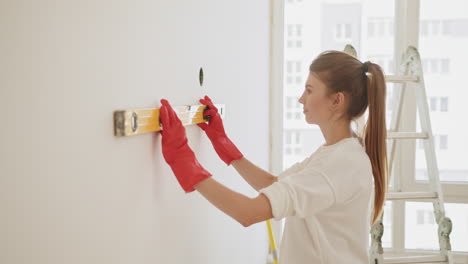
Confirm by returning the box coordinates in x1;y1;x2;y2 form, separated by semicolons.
312;137;372;181
315;137;367;162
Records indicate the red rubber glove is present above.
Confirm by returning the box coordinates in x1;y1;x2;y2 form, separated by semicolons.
159;99;211;193
197;95;243;166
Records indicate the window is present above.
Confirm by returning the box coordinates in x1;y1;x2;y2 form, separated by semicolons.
286;61;292;73
284;130;302;157
416;0;468;184
417;139;423;150
382;201;393;248
280;0;468;257
286;24;303;48
368;55;395;75
421;20;429;35
286;60;303;87
368;22;375;37
368;18;393;38
429;97;437;111
285;96;302;122
430;59;439;73
406;202;468;251
440;97;448;112
295;76;302;84
439;134;448;150
408;1;468;256
441;59;450;73
428;96;450;112
416;135;449;151
416;210;425;225
418;19;468;37
335;23;352;41
422;58;451;74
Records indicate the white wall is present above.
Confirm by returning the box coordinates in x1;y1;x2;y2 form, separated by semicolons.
0;0;271;263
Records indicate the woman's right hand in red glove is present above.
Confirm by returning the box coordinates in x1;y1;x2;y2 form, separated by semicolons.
197;95;243;166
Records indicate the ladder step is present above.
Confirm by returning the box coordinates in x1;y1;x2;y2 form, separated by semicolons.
387;192;438;201
387;132;428;139
383;254;447;263
385;75;419;83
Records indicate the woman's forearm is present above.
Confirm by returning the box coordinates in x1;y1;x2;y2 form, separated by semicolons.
230;157;277;191
194;177;273;227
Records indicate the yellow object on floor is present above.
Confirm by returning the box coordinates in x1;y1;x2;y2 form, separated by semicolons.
266;220;278;264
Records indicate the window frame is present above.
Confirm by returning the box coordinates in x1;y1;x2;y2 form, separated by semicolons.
269;0;468;260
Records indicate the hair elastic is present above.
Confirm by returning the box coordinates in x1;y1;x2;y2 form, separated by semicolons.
362;61;371;73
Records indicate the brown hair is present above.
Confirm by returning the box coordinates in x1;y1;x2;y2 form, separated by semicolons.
309;50;388;225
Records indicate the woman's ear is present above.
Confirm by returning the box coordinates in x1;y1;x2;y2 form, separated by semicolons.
332;92;346;108
330;92;348;121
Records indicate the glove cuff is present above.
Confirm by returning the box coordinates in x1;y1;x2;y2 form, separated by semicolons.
216;137;243;166
169;154;212;193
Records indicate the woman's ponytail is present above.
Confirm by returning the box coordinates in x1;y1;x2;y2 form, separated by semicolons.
363;62;389;225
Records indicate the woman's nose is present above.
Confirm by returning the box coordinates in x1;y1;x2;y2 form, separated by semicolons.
298;96;303;105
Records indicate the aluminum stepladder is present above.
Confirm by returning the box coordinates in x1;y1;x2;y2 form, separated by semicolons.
343;44;454;264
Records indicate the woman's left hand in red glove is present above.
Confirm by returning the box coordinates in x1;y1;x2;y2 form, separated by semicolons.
159;99;211;193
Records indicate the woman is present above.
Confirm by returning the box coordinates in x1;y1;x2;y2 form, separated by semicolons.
159;50;388;263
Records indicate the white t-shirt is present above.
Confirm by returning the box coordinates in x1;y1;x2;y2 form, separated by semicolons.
259;137;374;264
